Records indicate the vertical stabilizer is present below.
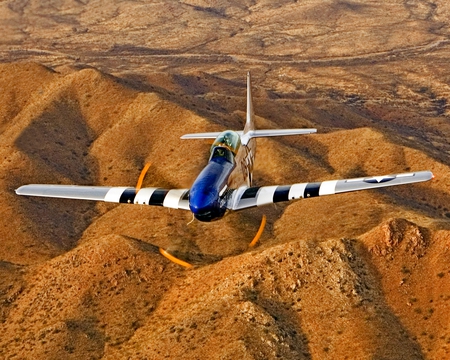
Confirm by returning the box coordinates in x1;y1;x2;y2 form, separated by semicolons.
239;72;256;185
244;72;255;135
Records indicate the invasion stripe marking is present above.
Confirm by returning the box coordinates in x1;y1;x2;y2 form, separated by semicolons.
178;190;190;210
256;186;278;206
242;187;260;199
104;187;130;203
119;188;137;204
163;189;188;209
134;188;157;204
273;185;291;203
149;189;169;206
288;183;307;200
303;182;321;198
319;180;338;196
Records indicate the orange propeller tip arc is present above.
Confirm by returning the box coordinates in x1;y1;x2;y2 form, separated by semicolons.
159;247;193;269
249;214;266;248
136;162;152;192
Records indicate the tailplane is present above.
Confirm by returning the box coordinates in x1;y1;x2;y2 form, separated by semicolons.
181;73;317;141
180;128;316;140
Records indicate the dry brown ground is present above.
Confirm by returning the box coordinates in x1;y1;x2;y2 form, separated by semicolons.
0;1;450;359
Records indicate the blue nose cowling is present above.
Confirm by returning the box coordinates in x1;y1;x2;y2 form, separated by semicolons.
189;155;234;222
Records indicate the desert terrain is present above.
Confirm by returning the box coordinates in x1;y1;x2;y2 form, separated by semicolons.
0;0;450;359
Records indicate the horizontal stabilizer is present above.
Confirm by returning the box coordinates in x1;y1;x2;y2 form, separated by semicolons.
181;128;316;140
245;129;317;138
181;132;223;139
16;185;191;210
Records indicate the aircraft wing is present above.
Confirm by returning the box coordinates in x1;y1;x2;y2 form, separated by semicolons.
15;185;190;210
227;170;433;211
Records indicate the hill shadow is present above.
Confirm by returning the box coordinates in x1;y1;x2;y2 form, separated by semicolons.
116;70;450;176
342;238;425;359
14;96;100;249
241;287;312;359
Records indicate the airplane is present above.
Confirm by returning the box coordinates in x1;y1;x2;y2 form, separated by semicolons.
16;73;433;265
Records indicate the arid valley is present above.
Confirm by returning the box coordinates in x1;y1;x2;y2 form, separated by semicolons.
0;1;450;359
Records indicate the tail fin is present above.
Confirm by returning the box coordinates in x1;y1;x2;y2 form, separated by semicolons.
180;72;317;141
239;72;316;144
243;72;255;135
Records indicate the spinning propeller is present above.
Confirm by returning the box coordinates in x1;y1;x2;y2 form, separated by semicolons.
135;162;267;268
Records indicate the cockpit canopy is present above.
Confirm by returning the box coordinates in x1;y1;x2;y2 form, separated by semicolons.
210;146;234;163
210;130;241;155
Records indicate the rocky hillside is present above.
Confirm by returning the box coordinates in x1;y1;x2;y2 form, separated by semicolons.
0;0;450;359
0;62;448;359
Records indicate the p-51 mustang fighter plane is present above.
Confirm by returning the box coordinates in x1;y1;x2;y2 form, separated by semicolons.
16;73;433;226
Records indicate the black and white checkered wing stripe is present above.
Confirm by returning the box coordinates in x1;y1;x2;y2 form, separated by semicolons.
15;185;190;210
228;171;433;211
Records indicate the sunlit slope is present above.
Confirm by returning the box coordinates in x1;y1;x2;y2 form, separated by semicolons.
361;218;450;359
0;63;210;264
1;62;449;262
0;63;449;359
104;237;425;360
0;234;180;359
